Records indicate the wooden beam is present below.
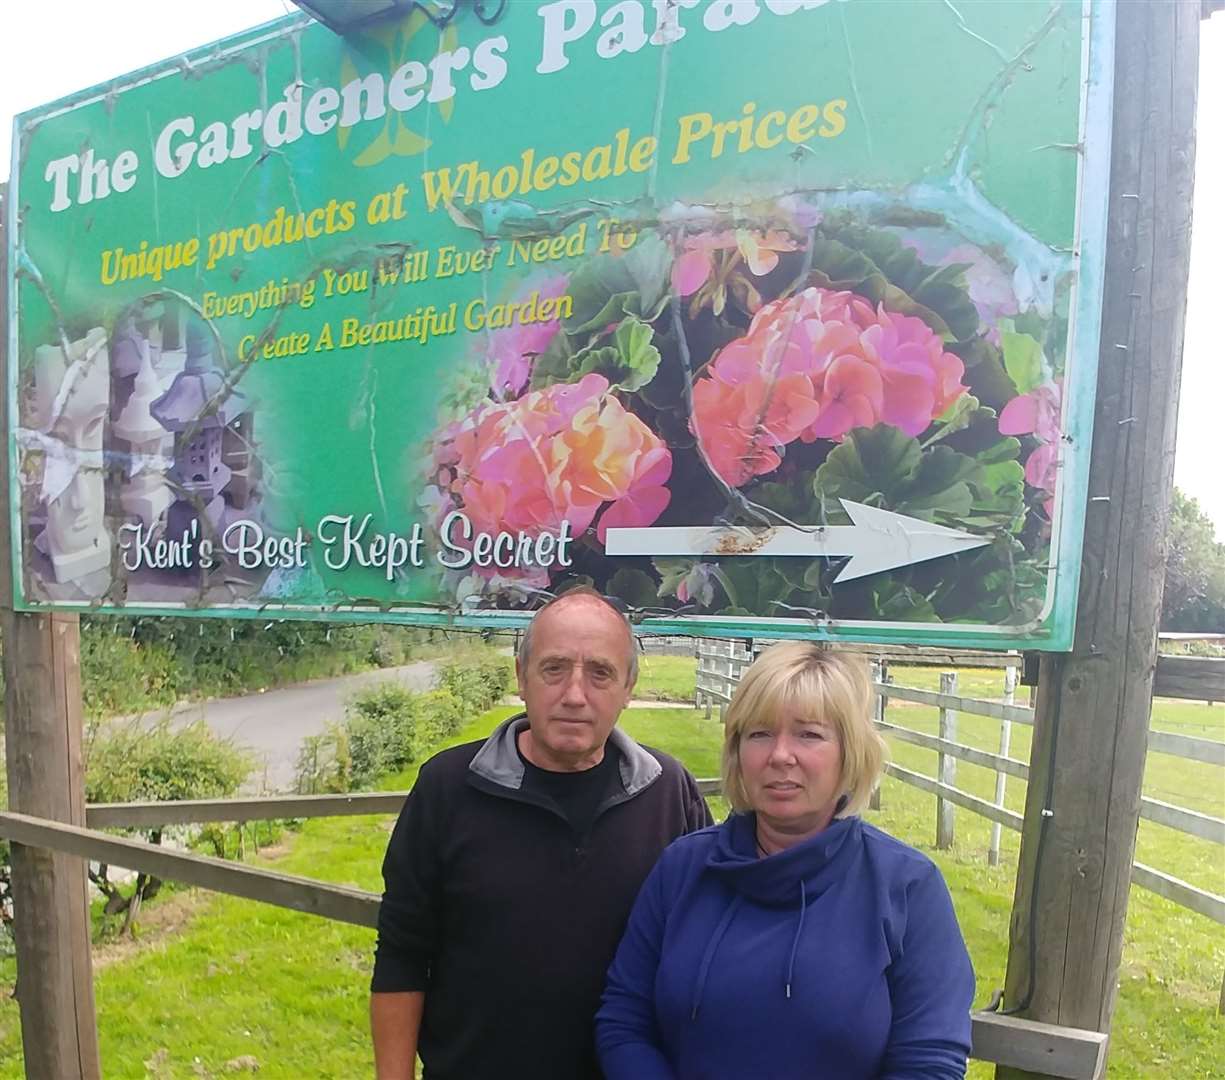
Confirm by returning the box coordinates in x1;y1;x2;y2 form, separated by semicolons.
0;188;102;1079
85;790;410;828
1001;4;1202;1076
841;646;1019;670
876;720;1031;780
875;682;1035;726
1145;729;1225;765
971;1014;1107;1079
883;764;1023;831
1152;655;1224;701
1139;797;1225;845
0;812;381;929
1130;863;1225;924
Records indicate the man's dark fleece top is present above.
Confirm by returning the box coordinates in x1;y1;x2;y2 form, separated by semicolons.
371;714;712;1080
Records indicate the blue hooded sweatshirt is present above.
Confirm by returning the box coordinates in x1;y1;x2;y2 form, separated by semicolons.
596;814;974;1080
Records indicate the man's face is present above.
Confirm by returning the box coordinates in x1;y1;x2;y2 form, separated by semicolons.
516;596;636;771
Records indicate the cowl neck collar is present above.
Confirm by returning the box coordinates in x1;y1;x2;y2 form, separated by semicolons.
706;812;860;907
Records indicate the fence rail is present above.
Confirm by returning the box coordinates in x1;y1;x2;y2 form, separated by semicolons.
0;811;380;928
85;791;408;828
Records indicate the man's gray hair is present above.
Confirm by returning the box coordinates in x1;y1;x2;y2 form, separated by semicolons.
517;586;639;686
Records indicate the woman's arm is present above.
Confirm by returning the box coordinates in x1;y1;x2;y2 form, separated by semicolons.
595;857;680;1080
878;866;976;1079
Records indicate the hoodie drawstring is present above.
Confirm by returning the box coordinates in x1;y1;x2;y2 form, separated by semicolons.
691;879;810;1017
690;895;742;1020
784;879;807;1000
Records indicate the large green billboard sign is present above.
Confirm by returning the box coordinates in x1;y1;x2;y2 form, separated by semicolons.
6;0;1114;647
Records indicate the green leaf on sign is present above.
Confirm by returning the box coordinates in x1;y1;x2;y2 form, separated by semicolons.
869;581;939;621
565;234;672;333
813;426;982;526
606;567;659;610
529;318;660;392
1001;328;1044;394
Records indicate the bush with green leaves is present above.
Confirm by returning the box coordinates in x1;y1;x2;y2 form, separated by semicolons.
295;649;513;794
413;688;465;749
294;728;353;795
344;683;421;788
85;717;252;807
61;618;429;719
436;651;514;714
82;717;252;935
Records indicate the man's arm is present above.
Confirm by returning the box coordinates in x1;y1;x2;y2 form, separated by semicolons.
371;760;444;1075
371;991;424;1080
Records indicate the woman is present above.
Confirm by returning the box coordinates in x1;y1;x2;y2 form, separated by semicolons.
596;643;975;1079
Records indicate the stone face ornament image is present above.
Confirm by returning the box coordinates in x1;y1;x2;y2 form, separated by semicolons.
29;328;112;588
113;344;174;532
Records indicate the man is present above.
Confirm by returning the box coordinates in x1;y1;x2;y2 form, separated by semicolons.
370;587;712;1079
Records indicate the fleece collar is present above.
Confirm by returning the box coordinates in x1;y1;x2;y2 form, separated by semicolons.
705;813;861;908
468;712;662;795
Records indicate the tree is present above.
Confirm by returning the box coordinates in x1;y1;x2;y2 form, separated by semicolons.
1161;489;1225;632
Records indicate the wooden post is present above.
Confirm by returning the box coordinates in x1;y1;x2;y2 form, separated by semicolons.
869;661;887;811
999;4;1200;1075
0;187;103;1078
936;672;957;850
990;666;1017;867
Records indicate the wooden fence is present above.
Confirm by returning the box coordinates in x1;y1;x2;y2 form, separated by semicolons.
0;788;1107;1078
695;642;1225;926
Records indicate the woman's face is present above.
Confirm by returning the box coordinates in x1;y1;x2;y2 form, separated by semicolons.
738;709;844;836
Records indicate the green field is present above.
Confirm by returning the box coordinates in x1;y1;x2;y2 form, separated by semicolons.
0;659;1220;1078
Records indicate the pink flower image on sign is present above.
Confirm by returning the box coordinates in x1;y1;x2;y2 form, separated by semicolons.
999;378;1063;517
484;276;571;396
692;287;968;487
419;197;1073;627
426;373;671;576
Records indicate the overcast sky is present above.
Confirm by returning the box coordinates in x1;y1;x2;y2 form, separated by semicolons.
2;1;1221;536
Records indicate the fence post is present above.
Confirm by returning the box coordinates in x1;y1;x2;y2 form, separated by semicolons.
990;665;1018;866
870;660;887;811
936;672;957;849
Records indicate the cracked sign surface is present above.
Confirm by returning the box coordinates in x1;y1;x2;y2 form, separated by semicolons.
5;0;1114;648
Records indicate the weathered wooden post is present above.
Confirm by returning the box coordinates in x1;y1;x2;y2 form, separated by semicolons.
998;2;1202;1074
869;660;887;811
990;665;1018;867
0;189;103;1077
936;672;957;850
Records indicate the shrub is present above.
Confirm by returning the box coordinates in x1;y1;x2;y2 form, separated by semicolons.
436;652;513;714
294;727;352;795
343;683;421;789
413;688;464;749
82;716;252;936
79;628;179;717
295;648;513;794
72;618;428;718
85;717;252;806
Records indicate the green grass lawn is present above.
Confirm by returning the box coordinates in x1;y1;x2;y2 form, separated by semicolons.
633;654;698;701
0;672;1220;1077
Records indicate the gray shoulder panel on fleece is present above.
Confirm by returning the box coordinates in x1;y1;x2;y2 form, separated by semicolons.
467;713;662;795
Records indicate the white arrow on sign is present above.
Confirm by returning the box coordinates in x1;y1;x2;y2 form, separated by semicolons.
604;499;992;584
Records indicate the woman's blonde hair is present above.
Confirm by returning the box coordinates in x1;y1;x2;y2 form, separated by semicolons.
720;643;886;817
